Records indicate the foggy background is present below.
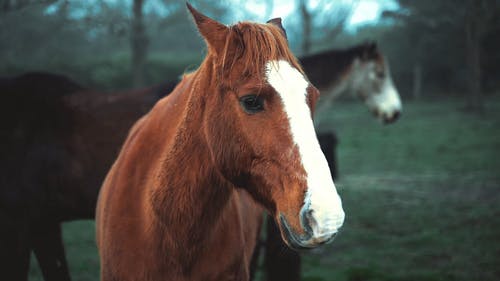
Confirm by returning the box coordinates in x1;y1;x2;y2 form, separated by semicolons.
2;0;499;107
1;0;499;281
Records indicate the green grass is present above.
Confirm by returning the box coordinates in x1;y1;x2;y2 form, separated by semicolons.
28;222;99;281
304;97;500;281
29;97;500;281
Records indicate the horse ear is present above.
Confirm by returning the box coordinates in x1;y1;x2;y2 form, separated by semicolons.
266;18;287;40
186;2;229;55
361;41;377;60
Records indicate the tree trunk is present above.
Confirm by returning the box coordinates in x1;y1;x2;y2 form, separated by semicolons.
412;62;422;99
299;0;312;55
57;0;69;20
464;1;484;112
1;0;11;13
131;0;148;87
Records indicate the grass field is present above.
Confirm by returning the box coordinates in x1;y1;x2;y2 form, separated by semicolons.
29;97;500;281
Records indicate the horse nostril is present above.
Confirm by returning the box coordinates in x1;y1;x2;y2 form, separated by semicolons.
330;232;337;240
301;209;316;234
393;110;401;120
383;111;401;124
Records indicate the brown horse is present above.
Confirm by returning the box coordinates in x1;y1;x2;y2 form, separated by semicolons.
0;72;177;281
96;4;344;281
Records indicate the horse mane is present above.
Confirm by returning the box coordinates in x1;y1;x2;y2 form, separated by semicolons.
299;42;383;90
302;42;381;64
215;21;303;85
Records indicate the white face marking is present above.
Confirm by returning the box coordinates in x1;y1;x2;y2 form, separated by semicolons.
265;60;345;240
368;73;402;117
367;61;402;120
351;59;402;122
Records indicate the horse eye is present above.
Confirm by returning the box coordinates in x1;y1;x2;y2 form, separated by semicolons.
240;95;264;114
376;71;385;79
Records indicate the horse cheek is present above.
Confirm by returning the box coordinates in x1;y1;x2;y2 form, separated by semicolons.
204;108;247;184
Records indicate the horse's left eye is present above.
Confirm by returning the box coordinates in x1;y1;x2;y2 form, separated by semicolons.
376;71;385;79
240;95;264;114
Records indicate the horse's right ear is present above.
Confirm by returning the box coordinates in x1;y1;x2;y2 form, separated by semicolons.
361;41;378;60
368;41;377;52
267;18;287;40
187;2;229;56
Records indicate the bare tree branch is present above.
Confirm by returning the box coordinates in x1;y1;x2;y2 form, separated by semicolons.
0;0;58;14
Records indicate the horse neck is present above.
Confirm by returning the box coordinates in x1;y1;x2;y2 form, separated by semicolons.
333;48;370;96
308;48;364;120
149;60;235;255
302;48;360;92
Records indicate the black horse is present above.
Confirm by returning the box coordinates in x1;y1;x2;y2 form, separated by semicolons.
0;72;178;281
1;72;84;281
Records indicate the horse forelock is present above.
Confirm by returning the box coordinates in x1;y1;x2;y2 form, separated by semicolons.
211;21;302;87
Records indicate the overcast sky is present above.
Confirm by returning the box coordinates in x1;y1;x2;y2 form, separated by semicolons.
244;0;399;27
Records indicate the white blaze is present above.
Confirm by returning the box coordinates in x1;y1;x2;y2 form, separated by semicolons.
265;60;345;239
363;60;402;120
367;72;402;116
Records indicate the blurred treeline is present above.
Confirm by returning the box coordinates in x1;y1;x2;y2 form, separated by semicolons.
1;0;499;110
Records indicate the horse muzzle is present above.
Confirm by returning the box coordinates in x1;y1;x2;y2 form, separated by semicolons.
382;110;401;124
278;208;343;250
371;108;401;124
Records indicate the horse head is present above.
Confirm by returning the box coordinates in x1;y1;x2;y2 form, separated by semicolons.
188;4;345;250
350;42;402;124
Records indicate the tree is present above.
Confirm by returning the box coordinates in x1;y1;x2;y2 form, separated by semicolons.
387;0;500;110
0;0;57;13
382;8;437;99
463;0;498;112
298;0;312;54
131;0;148;87
295;0;357;55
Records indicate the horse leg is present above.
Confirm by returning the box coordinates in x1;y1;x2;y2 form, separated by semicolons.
0;218;31;281
248;217;264;281
248;240;261;281
32;222;71;281
264;215;301;281
318;132;339;180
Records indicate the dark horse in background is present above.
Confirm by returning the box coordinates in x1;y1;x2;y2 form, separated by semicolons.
0;72;177;281
0;44;401;280
0;72;83;281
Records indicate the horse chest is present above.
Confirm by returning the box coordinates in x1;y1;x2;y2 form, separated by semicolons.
186;191;262;280
119;192;260;281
